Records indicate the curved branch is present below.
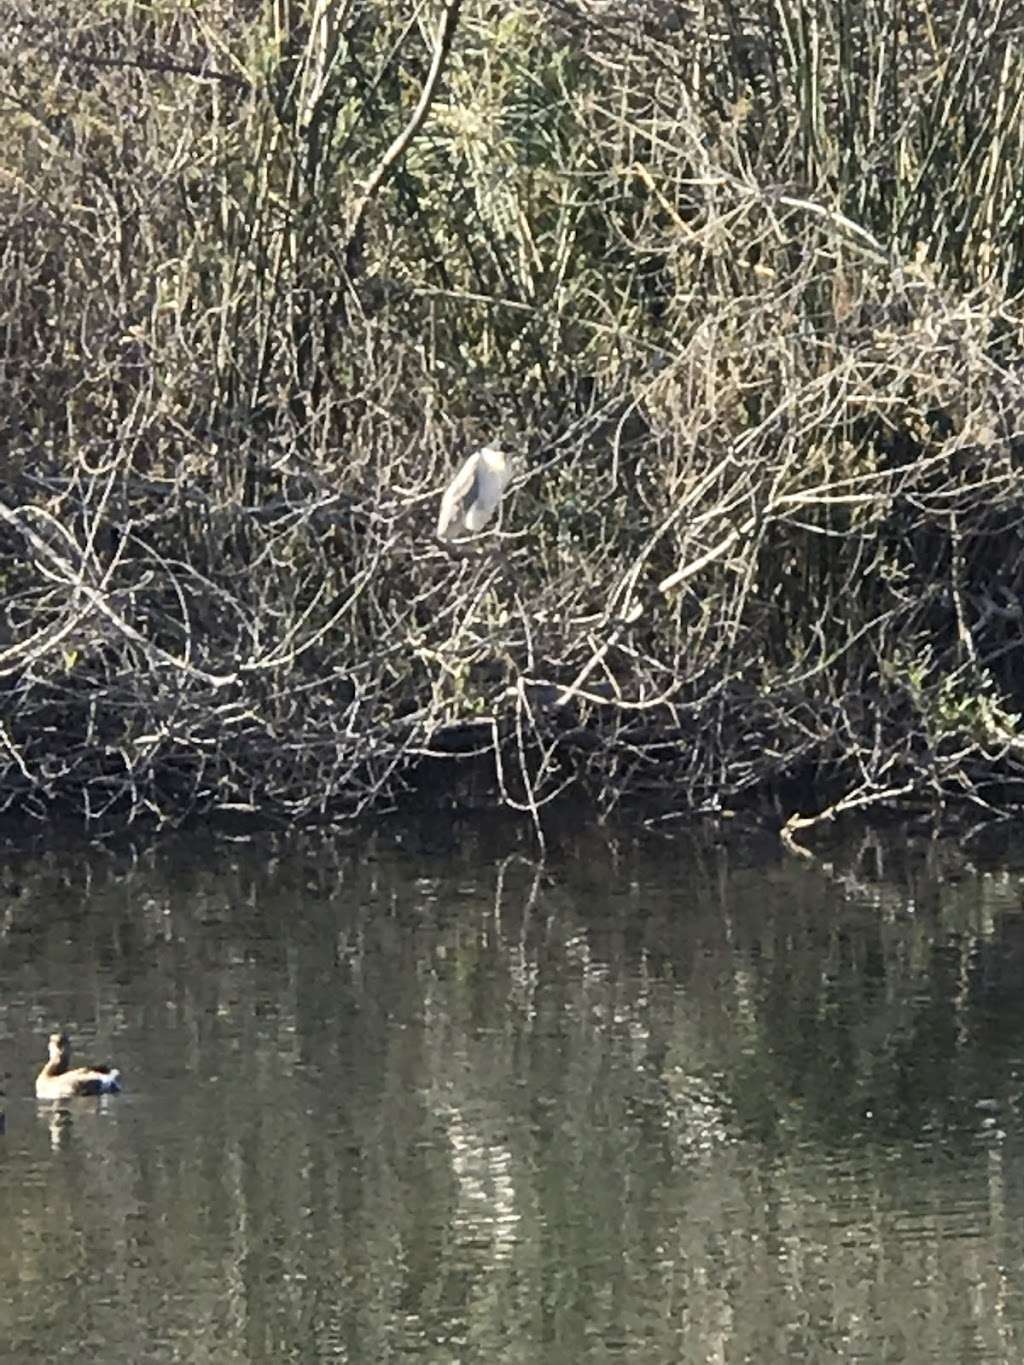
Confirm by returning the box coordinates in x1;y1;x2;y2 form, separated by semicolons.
344;0;464;266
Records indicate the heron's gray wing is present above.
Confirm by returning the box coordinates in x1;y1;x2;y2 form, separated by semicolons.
454;456;482;515
437;455;481;538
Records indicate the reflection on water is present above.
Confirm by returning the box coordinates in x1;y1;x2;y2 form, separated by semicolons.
1;822;1024;1361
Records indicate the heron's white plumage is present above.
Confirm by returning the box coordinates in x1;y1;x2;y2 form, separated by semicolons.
437;446;511;539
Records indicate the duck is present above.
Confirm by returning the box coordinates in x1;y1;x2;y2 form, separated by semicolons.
35;1031;122;1099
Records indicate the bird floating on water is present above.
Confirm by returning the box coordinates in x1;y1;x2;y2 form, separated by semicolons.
35;1031;122;1099
436;445;511;540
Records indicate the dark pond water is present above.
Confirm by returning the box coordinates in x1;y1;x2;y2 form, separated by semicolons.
3;820;1024;1362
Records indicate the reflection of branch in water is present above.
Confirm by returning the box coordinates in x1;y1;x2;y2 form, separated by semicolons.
494;854;547;1018
492;852;543;926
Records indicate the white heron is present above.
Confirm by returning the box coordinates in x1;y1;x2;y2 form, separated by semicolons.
436;445;511;540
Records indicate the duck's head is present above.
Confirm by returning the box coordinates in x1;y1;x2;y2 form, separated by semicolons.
47;1032;70;1065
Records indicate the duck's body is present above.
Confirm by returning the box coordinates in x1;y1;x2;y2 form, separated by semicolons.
36;1032;122;1100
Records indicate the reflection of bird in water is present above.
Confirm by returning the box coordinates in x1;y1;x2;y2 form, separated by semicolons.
445;1104;520;1262
47;1104;73;1149
35;1031;122;1099
437;446;511;540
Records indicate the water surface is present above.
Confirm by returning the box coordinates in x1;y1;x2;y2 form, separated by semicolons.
2;822;1024;1362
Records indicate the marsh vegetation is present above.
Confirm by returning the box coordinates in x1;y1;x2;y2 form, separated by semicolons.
2;1;1024;829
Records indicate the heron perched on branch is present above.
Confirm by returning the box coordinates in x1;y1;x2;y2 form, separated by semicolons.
436;445;511;540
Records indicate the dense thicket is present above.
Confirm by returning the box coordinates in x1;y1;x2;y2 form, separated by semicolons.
2;0;1024;831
